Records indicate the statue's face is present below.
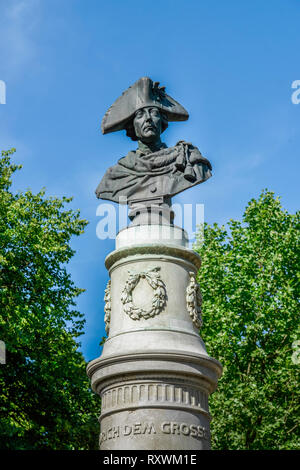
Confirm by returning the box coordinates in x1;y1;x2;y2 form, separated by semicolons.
133;106;162;143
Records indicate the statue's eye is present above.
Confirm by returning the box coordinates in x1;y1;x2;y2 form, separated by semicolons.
135;110;143;118
150;108;159;116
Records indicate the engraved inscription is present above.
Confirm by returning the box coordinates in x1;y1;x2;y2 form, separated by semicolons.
99;421;210;445
100;422;156;444
161;422;210;440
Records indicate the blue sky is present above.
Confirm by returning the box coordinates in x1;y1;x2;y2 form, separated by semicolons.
0;0;299;362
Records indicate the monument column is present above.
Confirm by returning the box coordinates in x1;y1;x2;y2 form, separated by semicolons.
87;77;222;450
87;224;222;450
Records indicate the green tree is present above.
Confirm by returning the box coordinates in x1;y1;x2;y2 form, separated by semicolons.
0;149;99;449
195;190;300;449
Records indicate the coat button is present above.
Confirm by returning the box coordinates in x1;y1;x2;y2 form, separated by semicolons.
150;185;157;193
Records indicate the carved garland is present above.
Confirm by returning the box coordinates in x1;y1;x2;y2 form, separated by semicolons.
121;267;167;320
104;280;111;335
186;271;203;329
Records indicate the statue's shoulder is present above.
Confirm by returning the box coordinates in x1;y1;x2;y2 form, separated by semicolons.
174;141;212;171
174;140;198;151
117;150;137;170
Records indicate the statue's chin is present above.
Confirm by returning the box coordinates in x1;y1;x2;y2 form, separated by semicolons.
139;134;159;144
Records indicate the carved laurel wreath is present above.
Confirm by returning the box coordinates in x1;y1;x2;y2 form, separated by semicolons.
121;267;167;320
104;280;111;335
186;272;203;329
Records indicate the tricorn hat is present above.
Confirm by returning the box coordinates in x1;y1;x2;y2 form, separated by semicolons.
101;77;189;135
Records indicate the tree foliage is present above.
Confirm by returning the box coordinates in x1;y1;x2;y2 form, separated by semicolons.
195;190;300;449
0;149;99;449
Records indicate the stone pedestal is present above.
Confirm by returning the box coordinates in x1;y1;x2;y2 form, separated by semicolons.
87;224;222;450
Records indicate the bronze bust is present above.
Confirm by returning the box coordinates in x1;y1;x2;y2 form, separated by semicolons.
96;77;212;206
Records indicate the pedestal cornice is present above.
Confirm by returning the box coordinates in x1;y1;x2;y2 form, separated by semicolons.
105;243;202;271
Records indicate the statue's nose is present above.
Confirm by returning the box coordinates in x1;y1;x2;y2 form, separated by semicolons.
144;109;152;120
